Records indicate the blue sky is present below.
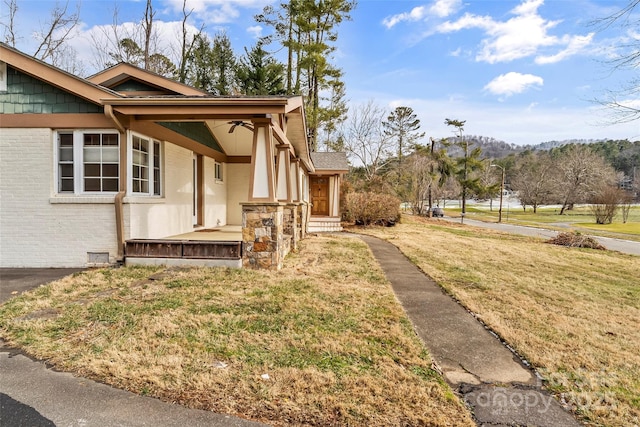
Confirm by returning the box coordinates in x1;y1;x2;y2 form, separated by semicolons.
7;0;640;145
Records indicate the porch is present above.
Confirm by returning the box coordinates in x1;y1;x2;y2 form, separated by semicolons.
124;201;308;270
124;226;244;268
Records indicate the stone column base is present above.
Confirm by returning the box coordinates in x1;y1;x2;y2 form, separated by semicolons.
241;202;288;270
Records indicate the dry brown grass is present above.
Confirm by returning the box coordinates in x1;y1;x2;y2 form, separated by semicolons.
0;235;474;427
353;215;640;427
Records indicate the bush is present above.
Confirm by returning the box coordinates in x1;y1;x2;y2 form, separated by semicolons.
345;192;401;226
589;186;626;224
547;232;605;250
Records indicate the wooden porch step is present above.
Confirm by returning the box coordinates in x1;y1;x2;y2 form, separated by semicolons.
308;217;343;233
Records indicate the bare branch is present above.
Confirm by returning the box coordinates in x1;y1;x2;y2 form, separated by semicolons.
2;0;18;46
33;1;81;63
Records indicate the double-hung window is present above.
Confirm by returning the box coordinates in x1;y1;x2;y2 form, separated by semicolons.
130;134;162;196
56;130;120;194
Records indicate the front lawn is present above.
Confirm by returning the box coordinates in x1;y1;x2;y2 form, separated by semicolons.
356;215;640;427
0;234;474;427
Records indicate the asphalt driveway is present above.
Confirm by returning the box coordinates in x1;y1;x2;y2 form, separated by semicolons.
0;268;85;304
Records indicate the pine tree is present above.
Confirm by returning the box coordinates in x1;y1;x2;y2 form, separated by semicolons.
235;41;285;95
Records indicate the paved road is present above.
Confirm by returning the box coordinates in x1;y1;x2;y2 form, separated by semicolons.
445;217;640;256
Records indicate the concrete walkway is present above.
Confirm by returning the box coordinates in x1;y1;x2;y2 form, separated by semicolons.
360;235;582;427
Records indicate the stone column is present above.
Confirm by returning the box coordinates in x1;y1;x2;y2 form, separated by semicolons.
241;202;290;270
285;202;302;251
299;202;309;239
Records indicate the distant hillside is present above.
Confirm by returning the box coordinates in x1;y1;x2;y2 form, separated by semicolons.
435;136;639;179
440;135;523;159
438;136;638;160
523;139;606;151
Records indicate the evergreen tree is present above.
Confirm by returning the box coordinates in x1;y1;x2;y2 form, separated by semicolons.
256;0;355;151
235;41;285;95
211;32;237;95
445;118;484;216
383;106;425;165
184;32;237;94
185;33;215;92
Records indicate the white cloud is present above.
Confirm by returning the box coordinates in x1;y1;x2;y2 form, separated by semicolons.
162;0;269;24
383;6;428;29
246;25;262;39
429;0;462;18
435;0;592;64
382;0;461;29
535;33;594;64
484;72;543;97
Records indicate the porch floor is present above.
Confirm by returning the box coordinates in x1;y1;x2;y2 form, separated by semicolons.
124;225;243;268
165;225;242;242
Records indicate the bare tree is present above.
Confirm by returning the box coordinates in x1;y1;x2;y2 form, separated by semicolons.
592;1;640;123
511;152;555;213
141;0;154;70
590;185;627;224
3;0;83;72
340;100;394;182
554;145;617;214
176;0;203;83
404;153;434;215
1;0;18;46
620;190;634;223
33;1;81;66
90;5;128;70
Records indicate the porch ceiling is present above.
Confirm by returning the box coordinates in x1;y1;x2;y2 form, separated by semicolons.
206;119;253;156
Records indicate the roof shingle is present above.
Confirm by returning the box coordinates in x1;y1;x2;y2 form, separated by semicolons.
310;152;349;171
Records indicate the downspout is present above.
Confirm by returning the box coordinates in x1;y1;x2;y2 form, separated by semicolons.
105;105;127;263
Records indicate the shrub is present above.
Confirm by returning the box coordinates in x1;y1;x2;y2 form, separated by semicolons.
589;186;626;224
547;232;605;250
345;192;400;226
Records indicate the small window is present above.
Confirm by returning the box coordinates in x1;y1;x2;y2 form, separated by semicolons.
215;162;223;182
153;141;161;195
58;132;74;192
130;133;162;196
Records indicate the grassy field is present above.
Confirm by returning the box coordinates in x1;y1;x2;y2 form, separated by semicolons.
355;215;640;427
0;235;474;427
444;204;640;240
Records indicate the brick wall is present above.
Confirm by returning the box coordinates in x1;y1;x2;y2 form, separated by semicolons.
0;128;117;267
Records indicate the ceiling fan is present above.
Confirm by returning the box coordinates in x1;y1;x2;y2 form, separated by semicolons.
228;120;254;133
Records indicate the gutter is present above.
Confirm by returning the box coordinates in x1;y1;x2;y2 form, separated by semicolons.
105;105;127;262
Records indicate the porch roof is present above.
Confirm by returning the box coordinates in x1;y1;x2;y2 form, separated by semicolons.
104;95;313;171
310;152;349;173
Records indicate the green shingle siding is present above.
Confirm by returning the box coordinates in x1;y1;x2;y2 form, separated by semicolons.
112;79;158;92
0;66;102;114
158;121;223;153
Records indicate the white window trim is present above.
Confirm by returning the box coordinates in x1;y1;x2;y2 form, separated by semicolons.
127;131;163;197
54;129;120;196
